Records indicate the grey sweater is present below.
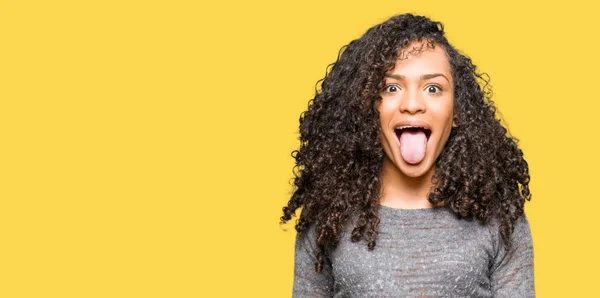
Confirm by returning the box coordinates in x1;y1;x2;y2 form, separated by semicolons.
292;205;534;297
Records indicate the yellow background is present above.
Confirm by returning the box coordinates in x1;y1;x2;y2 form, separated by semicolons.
1;0;598;297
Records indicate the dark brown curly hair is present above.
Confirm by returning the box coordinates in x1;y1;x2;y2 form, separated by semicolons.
280;13;531;273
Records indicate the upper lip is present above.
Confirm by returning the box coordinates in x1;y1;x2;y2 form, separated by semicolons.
393;120;432;140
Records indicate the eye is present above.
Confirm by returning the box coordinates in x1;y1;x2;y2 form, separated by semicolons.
383;85;401;93
425;85;442;95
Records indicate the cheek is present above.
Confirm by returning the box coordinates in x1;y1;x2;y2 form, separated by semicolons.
430;97;454;138
441;100;454;139
445;101;454;126
437;95;454;121
376;102;395;153
377;101;394;125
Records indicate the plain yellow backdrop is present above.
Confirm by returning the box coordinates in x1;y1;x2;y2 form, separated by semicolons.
1;0;599;297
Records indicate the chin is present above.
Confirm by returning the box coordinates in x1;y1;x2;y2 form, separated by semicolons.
395;156;434;178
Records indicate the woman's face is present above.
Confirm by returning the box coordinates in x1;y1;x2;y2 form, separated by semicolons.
377;40;454;178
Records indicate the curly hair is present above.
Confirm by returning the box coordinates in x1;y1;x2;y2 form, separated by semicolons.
280;13;531;273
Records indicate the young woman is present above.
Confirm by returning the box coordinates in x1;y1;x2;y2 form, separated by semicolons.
281;14;534;297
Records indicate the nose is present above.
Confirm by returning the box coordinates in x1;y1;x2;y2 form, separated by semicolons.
399;89;425;114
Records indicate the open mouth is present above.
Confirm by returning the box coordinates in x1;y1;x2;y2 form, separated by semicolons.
393;125;431;164
394;126;432;141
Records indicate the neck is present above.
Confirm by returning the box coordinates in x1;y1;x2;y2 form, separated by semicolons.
379;156;437;209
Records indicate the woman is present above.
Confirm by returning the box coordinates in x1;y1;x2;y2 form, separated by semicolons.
281;13;534;297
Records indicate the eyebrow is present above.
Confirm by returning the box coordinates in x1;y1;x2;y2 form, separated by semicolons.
385;73;450;83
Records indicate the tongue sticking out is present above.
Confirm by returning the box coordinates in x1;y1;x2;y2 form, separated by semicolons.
399;130;427;164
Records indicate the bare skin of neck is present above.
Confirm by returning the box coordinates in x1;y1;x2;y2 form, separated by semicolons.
379;156;442;209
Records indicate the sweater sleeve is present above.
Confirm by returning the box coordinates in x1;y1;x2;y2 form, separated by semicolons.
292;225;334;297
490;214;535;297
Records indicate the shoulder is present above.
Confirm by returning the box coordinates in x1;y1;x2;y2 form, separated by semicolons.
489;213;532;239
295;223;317;247
485;212;533;258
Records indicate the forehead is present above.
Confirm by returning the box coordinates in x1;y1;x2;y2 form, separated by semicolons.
387;40;451;78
